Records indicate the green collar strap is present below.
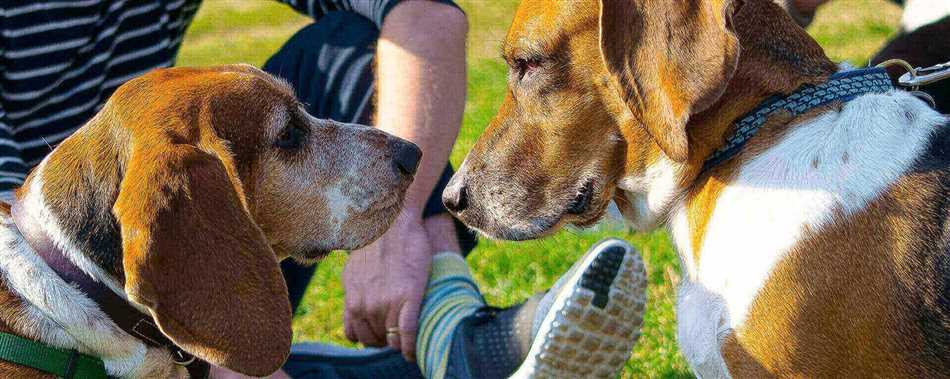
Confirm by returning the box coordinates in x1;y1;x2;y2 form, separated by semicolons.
0;332;106;378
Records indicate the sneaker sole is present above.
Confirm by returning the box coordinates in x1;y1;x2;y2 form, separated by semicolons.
509;238;647;379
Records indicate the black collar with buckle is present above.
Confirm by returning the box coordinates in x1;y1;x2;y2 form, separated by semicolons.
9;200;210;379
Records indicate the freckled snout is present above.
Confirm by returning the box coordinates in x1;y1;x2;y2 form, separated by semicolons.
390;139;422;176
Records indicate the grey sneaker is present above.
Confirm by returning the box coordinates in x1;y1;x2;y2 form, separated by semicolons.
447;238;648;379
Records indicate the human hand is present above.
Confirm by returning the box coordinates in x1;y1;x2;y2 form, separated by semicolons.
342;210;433;361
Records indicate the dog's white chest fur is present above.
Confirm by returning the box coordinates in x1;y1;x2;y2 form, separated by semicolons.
666;91;946;378
0;162;185;378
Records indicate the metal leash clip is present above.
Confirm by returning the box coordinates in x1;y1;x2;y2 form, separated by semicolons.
898;61;950;88
875;59;947;108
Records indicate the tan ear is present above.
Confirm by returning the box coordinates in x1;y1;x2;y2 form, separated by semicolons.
115;144;292;377
599;0;739;162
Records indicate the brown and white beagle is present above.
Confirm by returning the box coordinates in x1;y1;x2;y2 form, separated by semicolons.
443;0;950;377
0;65;419;378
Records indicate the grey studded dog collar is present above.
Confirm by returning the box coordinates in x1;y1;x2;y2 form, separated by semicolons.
702;67;893;173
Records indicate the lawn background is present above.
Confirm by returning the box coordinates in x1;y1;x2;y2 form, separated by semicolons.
177;1;902;377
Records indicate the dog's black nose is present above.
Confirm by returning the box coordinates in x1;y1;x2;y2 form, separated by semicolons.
391;139;421;176
443;181;468;213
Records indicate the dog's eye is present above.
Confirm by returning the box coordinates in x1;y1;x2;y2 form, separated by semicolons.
275;125;307;150
514;58;542;81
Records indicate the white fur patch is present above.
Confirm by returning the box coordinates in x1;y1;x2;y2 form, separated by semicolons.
323;185;349;235
901;0;950;32
20;159;127;302
0;160;182;378
617;156;684;231
667;90;946;378
0;216;153;377
676;280;733;379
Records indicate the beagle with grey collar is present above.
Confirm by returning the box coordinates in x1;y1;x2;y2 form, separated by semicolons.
0;64;419;378
443;0;950;376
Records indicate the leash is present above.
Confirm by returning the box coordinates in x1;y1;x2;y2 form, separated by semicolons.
879;59;950;108
891;60;950;88
7;201;210;379
702;60;950;173
0;332;106;378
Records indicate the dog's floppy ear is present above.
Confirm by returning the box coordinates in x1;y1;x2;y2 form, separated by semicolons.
599;0;739;162
115;143;292;376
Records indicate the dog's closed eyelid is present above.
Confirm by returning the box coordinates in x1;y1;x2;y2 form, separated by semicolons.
512;57;545;82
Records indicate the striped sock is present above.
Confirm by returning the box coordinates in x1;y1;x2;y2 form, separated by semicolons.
416;252;484;379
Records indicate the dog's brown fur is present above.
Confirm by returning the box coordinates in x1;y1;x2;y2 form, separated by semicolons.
445;0;949;376
0;65;416;377
723;124;950;377
444;0;835;241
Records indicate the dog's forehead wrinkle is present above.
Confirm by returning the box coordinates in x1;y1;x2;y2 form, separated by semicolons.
522;36;554;59
511;14;553;56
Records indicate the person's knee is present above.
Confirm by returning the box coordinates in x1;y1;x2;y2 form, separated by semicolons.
282;12;378;54
264;12;379;77
263;11;379;122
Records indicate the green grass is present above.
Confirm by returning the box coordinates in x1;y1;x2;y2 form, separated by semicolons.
177;1;902;377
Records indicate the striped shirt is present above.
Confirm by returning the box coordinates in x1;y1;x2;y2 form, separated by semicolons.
0;0;409;191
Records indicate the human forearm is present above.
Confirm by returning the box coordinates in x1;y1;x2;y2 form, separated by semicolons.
343;1;467;359
375;0;467;216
